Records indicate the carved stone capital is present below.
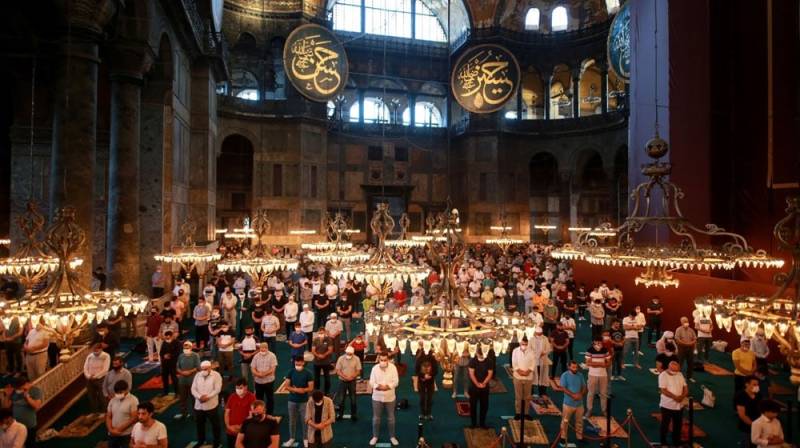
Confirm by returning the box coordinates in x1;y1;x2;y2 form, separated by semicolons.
108;40;154;83
56;0;118;37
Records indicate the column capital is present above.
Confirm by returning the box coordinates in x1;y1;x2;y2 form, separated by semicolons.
58;0;118;38
108;40;154;83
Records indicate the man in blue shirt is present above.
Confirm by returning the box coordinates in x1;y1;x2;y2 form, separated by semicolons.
287;322;307;361
555;360;587;444
283;357;314;447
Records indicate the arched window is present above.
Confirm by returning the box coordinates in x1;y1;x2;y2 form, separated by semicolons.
551;6;568;32
349;97;390;123
524;8;540;31
401;102;443;127
605;0;620;14
332;0;446;42
235;89;259;101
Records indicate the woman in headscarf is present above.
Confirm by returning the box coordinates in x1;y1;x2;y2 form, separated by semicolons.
655;330;675;355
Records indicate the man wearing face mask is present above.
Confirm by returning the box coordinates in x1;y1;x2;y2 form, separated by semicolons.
22;321;50;380
750;400;784;448
159;331;181;396
751;329;770;370
334;346;361;421
225;378;256;448
468;346;493;430
103;356;132;401
191;360;223;448
589;299;605;340
584;337;610;418
4;376;41;448
674;316;697;381
735;376;762;446
239;325;258;384
251;342;278;415
655;342;679;373
646;296;664;345
222;287;239;331
93;323;120;358
369;352;400;446
145;307;163;363
413;346;439;421
0;408;26;448
176;341;200;419
217;321;236;378
235;400;280;448
105;380;139;448
658;361;688;447
284;357;314;448
511;336;536;420
305;389;335;448
84;343;111;415
733;337;757;394
312;328;334;395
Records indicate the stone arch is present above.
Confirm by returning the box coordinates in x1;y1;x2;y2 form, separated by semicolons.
529;151;561;241
217;134;255;228
549;64;573;119
572;148;610;225
217;126;260;155
234;32;258;52
579;59;602;117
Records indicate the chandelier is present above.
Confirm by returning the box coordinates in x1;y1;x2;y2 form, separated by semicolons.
384;213;427;254
695;197;800;384
331;203;429;307
0;207;148;360
634;265;679;289
552;136;783;287
155;216;222;280
364;207;538;387
486;213;523;252
305;213;369;266
0;201;80;295
217;209;298;286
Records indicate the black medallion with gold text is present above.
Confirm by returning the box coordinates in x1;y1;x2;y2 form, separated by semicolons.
451;44;520;114
283;24;349;102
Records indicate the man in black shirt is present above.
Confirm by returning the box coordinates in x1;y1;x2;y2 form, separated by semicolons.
93;323;120;357
414;349;439;421
734;376;762;446
468;347;493;429
609;320;625;380
646;297;663;345
655;342;679;373
336;294;354;341
159;331;180;395
236;400;280;448
314;294;330;331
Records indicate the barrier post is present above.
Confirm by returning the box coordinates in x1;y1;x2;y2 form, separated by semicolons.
626;409;633;448
417;422;424;447
606;393;613;448
501;426;508;448
688;398;695;447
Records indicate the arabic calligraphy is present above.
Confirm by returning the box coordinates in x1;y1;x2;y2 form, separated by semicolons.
284;25;348;102
452;45;519;113
607;2;630;82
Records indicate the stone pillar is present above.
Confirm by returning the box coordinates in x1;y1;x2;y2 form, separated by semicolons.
49;1;115;282
543;84;551;120
189;61;219;243
106;42;152;289
600;65;609;114
571;70;581;118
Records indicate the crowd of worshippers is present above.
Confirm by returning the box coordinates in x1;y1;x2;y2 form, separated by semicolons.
0;244;789;448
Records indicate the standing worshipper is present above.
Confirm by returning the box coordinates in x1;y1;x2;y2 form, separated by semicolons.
159;331;181;396
299;304;316;352
2;316;24;376
222;288;239;332
337;287;355;340
191;360;223;448
305;390;335;448
94;323;121;357
609;319;625;380
145;307;163;362
695;311;714;363
239;325;258;383
334;345;361;420
22;320;50;380
176;341;200;419
0;408;27;448
288;322;308;362
646;296;664;345
251;342;278;415
235;400;280;448
324;313;343;355
283;357;314;448
311;327;334;395
151;266;166;298
130;402;168;448
750;400;785;448
559;312;576;360
550;321;570;379
7;376;41;448
284;294;299;340
369;352;400;446
735;376;762;446
103;356;132;401
751;329;770;370
511;336;535;420
84;343;111;415
589;299;605;340
413;347;439;421
733;337;757;394
216;321;236;378
674;316;697;381
555;360;586;444
585;337;610;418
105;380;139;448
225;378;256;448
658;361;688;447
193;296;211;350
622;309;642;369
468;346;493;429
531;327;552;397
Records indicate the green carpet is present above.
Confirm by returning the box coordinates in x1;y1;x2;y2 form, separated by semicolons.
38;318;799;447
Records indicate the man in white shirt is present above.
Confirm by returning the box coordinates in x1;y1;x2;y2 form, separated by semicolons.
191;360;223;448
299;304;315;352
694;312;714;363
325;313;344;354
84;343;111;415
23;321;50;380
105;379;139;448
251;342;278;415
658;361;688;447
622;310;642;368
511;337;536;420
369;352;400;446
221;290;238;332
559;314;577;359
325;278;339;302
130;402;168;448
751;400;785;448
284;294;299;340
172;278;190;299
0;409;27;448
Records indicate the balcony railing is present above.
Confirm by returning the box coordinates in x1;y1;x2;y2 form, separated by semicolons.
452;110;627;136
218;95;326;119
452;20;612;52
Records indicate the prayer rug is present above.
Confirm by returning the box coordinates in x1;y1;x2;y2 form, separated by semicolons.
503;364;514;378
680;398;704;410
463;427;498;448
275;379;290;394
151;393;179;414
507;419;549;445
138;375;164;390
649;368;660;375
455;400;470;417
130;361;160;374
703;363;734;376
489;379;507;394
355;379;373;395
769;383;794;396
364;353;378;363
650;412;707;438
587;416;629;438
551;377;561;388
57;413;105;438
530;396;561;416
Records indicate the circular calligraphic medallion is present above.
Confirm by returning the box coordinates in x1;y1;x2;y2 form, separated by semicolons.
451;44;520;114
283;24;349;102
607;2;631;83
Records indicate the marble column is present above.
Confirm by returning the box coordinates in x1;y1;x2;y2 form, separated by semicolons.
49;1;115;281
600;65;609;114
106;43;152;289
571;70;581;118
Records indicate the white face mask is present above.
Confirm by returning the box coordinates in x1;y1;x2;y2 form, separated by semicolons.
295;365;304;371
203;370;211;377
345;354;353;359
115;393;126;400
751;385;760;393
183;349;192;355
236;388;246;396
379;361;389;368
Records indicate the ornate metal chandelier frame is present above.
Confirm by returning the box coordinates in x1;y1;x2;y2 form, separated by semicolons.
154;217;222;279
305;212;369;267
486;212;524;253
